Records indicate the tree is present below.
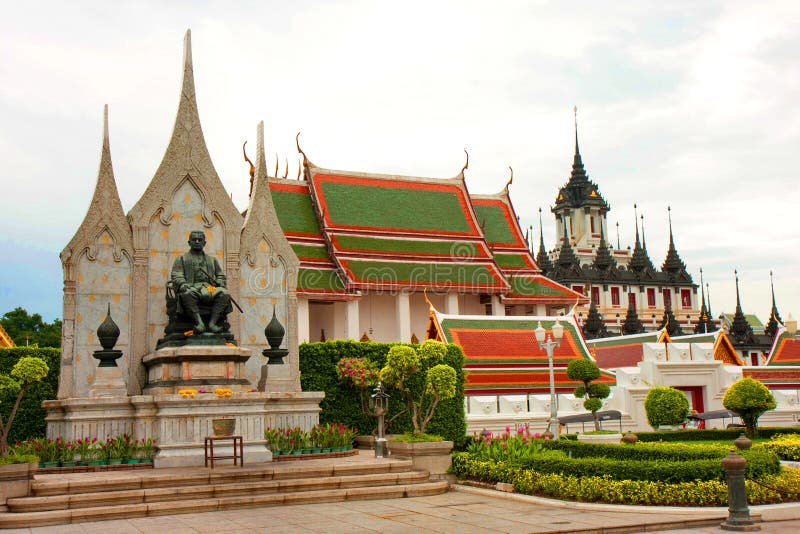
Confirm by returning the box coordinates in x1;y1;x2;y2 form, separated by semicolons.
567;359;611;430
723;377;776;438
0;308;62;348
0;356;49;455
380;340;458;436
644;387;689;429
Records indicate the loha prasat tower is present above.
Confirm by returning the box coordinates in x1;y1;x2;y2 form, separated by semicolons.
541;108;699;337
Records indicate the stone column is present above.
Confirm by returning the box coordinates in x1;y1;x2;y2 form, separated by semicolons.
297;297;310;343
445;293;459;315
491;295;505;316
345;299;360;340
395;292;411;342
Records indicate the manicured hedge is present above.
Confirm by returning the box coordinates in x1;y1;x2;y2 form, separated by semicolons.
633;428;800;442
0;348;60;443
514;448;779;483
451;453;798;506
299;341;466;442
543;439;727;461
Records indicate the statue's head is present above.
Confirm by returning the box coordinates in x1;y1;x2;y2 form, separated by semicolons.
188;230;206;251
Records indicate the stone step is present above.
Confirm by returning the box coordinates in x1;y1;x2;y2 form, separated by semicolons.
10;470;432;512
31;458;415;496
0;481;449;529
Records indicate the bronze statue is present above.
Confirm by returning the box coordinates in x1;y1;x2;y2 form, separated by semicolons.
171;230;231;334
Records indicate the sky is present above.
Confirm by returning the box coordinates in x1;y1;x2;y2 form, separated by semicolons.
1;1;798;323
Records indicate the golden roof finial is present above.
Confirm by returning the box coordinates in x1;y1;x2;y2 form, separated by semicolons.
243;141;255;196
503;166;513;192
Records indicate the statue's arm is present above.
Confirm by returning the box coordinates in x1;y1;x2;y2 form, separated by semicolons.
212;257;227;288
171;257;187;292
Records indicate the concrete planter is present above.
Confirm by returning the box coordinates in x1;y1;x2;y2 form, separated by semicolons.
577;433;622;445
387;440;453;480
0;462;36;509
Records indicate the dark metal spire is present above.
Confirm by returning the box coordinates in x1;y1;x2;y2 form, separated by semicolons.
629;204;655;273
659;301;684;336
731;270;755;344
592;222;615;272
765;270;783;338
583;297;609;339
622;297;645;335
661;206;688;278
536;208;554;275
694;268;713;334
556;217;580;269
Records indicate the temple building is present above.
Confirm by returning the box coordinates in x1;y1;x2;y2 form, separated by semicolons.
538;113;701;335
268;155;585;343
0;324;14;348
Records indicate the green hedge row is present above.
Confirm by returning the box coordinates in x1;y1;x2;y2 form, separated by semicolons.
299;341;466;442
450;453;796;506
514;448;779;483
543;439;727;461
0;348;60;443
633;428;800;442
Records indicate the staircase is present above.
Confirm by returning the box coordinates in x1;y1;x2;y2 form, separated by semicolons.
0;453;448;528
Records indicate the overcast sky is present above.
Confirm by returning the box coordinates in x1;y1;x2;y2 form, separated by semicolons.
1;1;798;324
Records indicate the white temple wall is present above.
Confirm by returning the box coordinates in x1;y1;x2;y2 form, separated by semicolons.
459;294;484;315
72;232;133;397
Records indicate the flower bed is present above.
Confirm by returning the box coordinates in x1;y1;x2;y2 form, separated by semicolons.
12;434;156;468
264;423;358;456
756;433;800;461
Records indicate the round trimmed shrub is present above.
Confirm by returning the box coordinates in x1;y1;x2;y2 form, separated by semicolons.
644;387;689;429
723;377;776;438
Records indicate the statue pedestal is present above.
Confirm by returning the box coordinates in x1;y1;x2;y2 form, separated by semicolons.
142;345;252;395
90;367;128;397
44;391;326;467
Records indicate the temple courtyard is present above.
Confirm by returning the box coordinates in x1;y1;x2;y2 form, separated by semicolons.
5;487;800;533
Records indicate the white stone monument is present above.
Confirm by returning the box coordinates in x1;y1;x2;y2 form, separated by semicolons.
47;30;323;467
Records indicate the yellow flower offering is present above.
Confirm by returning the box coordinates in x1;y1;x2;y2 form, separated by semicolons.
214;388;233;398
178;388;198;398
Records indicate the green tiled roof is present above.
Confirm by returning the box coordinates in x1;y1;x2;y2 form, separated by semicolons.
320;181;473;233
473;203;517;245
510;276;571;297
271;188;321;235
343;259;504;287
335;235;481;257
494;253;529;268
298;268;346;291
291;243;330;261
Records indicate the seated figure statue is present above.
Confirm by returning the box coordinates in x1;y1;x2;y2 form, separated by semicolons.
171;230;231;334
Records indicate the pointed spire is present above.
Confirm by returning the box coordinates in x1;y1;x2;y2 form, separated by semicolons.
615;221;620;249
569;106;587;183
659;301;684;336
640;214;647;250
592;223;614;272
536;208;554;275
622;298;645;335
556;218;580;269
582;298;609;340
707;282;713;319
694;268;710;334
731;270;754;345
629;204;655;273
661;206;689;278
764;270;783;338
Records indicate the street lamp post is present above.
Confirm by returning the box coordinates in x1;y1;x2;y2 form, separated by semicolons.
535;319;564;439
369;381;390;458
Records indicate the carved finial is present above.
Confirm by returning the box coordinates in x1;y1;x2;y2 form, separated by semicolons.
503;166;513;192
274;153;279;179
283;157;289;179
461;148;469;175
423;287;435;312
243;141;255;197
102;104;109;150
295;131;309;172
296;158;301;180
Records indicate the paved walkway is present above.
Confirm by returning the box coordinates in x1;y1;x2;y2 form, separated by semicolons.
6;484;799;533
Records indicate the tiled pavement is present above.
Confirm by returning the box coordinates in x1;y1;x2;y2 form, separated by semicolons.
5;486;799;533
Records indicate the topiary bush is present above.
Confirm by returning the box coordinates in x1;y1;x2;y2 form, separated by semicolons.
299;340;465;441
633;427;800;442
0;348;59;446
566;359;610;431
723;377;776;438
644;387;689;429
756;433;800;461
